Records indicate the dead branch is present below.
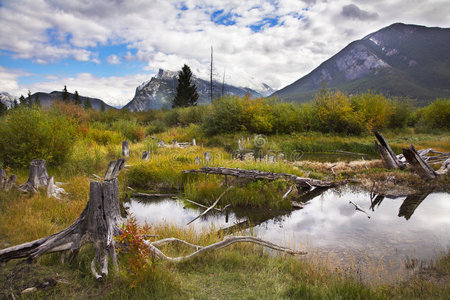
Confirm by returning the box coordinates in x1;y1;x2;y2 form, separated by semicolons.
349;200;371;218
182;198;223;212
187;187;231;225
145;236;307;262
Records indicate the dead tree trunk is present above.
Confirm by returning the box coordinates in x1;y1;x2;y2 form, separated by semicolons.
402;145;439;180
18;159;49;192
183;167;342;189
142;151;149;161
122;141;130;157
374;131;405;169
0;159;125;280
0;169;6;189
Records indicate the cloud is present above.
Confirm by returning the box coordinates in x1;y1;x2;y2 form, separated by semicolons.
0;0;449;103
341;4;379;21
106;54;121;65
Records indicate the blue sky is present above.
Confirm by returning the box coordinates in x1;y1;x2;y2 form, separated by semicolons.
0;0;449;106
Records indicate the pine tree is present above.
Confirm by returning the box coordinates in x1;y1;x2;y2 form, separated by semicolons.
62;85;70;102
74;90;81;105
27;90;32;107
172;64;199;108
83;99;92;110
0;100;7;116
13;99;18;109
19;95;26;106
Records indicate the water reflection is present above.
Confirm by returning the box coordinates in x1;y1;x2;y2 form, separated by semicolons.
127;187;450;280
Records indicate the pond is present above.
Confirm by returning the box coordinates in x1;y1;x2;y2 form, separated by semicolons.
126;186;450;282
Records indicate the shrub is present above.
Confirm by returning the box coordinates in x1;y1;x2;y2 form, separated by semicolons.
313;90;364;134
350;92;392;132
86;128;123;145
0;107;77;168
387;97;414;129
178;105;209;126
202;95;246;136
419;98;450;130
111;118;145;142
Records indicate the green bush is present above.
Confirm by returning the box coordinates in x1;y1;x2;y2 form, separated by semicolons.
350;92;392;132
419;98;450;130
387;97;414;129
0;107;77;168
178;105;209;126
111;118;145;142
86;128;123;145
202;96;246;136
146;119;167;135
313;90;364;135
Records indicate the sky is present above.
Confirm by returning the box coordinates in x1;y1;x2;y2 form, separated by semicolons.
0;0;449;107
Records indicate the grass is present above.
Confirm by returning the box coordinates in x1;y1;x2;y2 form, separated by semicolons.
0;123;449;298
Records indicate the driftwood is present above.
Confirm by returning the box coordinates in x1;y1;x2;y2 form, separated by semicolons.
17;160;66;199
0;159;126;280
122;141;129;157
1;160;304;279
187;187;231;225
182;167;342;189
402;145;439;179
145;236;306;262
374;131;405;169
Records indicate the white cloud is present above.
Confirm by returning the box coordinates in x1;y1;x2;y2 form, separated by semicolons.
0;0;449;103
106;54;121;65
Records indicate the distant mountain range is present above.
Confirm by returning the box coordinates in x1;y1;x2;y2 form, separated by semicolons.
272;23;450;104
0;91;114;111
123;69;274;111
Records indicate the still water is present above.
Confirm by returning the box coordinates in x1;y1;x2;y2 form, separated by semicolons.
127;187;450;280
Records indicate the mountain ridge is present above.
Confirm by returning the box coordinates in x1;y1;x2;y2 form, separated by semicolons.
271;23;450;104
123;68;274;111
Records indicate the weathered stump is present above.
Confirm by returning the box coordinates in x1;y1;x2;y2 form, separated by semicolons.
192;138;196;146
142;151;149;161
374;131;405;169
0;169;6;189
0;159;125;280
5;174;17;191
204;152;211;164
122;141;130;157
402;145;439;179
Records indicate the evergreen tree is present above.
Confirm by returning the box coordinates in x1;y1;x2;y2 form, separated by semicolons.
83;99;92;110
27;90;32;107
100;102;105;112
0;101;7;116
19;95;26;106
35;94;40;107
74;90;81;105
172;64;199;108
13;99;18;109
62;85;70;102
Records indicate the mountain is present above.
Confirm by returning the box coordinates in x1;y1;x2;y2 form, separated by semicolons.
272;23;450;104
0;92;18;108
123;69;273;111
29;91;114;111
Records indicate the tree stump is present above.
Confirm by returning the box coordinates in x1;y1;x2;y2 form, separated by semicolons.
0;169;6;189
204;152;211;164
402;145;439;179
0;159;125;280
142;151;149;161
374;131;405;169
18;160;50;192
122;141;130;157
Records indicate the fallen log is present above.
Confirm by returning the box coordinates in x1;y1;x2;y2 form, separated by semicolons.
182;167;342;189
402;145;439;180
374;131;405;169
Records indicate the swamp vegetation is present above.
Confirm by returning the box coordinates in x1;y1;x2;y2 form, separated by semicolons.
0;93;449;299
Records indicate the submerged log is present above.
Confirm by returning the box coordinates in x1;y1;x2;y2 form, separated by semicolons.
402;145;439;180
374;131;405;169
182;167;342;189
